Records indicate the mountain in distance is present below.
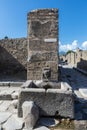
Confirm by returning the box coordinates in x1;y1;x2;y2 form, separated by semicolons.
59;51;66;56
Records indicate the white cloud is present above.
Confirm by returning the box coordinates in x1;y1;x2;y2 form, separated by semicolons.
82;41;87;50
59;40;78;52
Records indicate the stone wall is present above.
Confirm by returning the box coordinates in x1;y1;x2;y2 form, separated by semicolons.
66;52;75;66
76;49;87;71
63;49;87;72
27;9;58;81
0;38;27;80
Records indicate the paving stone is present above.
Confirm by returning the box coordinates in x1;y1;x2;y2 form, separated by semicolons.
75;111;83;120
74;120;87;130
74;90;86;102
0;101;3;104
0;112;12;124
11;100;18;108
3;114;23;130
34;126;50;130
0;125;1;130
39;117;59;127
0;82;10;86
0;101;11;111
79;89;87;98
0;82;24;87
82;109;87;114
0;89;13;100
11;92;19;99
0;88;19;100
0;89;14;95
22;101;39;130
7;100;18;114
7;105;17;114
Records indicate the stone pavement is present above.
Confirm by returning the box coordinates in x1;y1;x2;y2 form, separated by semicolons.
60;65;87;100
60;65;87;121
0;67;87;130
0;83;52;130
0;84;23;130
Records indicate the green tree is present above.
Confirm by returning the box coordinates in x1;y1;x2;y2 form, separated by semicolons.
66;50;74;55
4;36;8;39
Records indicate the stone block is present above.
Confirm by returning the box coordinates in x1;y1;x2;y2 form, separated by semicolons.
79;88;87;98
3;114;23;130
34;126;50;130
22;101;39;130
21;80;61;89
0;112;12;124
27;9;58;81
18;88;74;119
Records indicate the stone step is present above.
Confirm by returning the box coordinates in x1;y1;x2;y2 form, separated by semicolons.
0;101;11;112
0;87;20;100
0;112;12;124
79;88;87;98
3;114;23;130
0;81;24;87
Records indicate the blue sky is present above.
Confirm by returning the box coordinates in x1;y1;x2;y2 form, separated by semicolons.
0;0;87;51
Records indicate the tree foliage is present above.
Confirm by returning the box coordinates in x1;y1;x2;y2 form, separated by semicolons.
66;50;74;55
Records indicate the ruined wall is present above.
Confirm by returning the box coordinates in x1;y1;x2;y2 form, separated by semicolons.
65;49;87;72
0;38;27;79
66;53;71;64
76;50;87;71
70;52;75;66
27;9;58;81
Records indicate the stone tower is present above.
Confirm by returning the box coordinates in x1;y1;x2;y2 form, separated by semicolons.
27;9;58;81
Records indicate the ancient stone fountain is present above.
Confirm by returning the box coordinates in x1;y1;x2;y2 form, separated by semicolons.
18;8;74;129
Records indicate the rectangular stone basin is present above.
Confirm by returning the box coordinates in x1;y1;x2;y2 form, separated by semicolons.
18;88;74;119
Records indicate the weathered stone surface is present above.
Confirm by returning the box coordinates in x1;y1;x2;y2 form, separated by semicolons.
11;92;19;99
35;81;61;89
0;112;12;124
0;101;11;111
27;9;58;81
18;88;74;119
75;111;83;120
0;93;12;100
0;125;1;130
28;52;57;62
74;120;87;130
21;80;37;88
0;89;15;100
34;126;50;130
7;104;17;114
62;48;87;72
3;114;23;130
61;82;72;90
0;38;27;79
11;100;18;108
82;109;87;114
21;80;61;89
79;88;87;98
22;101;39;130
